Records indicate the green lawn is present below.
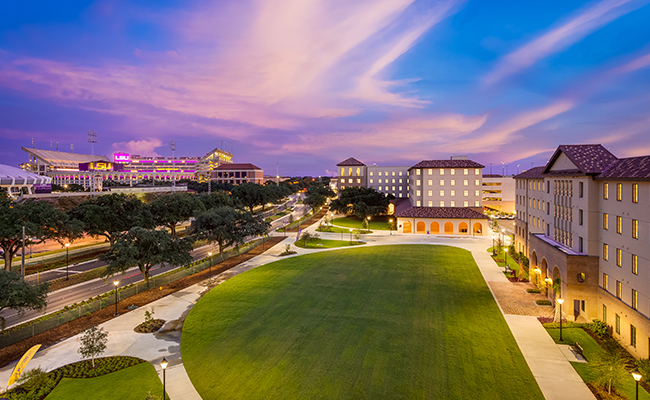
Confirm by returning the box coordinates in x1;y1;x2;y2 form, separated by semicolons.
182;245;544;399
316;226;372;234
546;328;650;400
294;239;364;249
332;216;392;230
45;362;164;400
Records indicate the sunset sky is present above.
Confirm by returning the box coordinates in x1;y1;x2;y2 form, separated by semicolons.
2;0;650;176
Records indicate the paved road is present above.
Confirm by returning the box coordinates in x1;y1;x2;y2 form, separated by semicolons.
0;197;308;330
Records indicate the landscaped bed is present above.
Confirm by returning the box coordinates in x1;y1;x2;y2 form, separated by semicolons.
182;245;544;399
331;216;391;230
293;238;364;249
316;225;372;234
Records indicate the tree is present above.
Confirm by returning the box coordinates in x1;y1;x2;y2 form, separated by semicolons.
69;193;154;245
592;345;627;394
197;190;236;210
190;207;268;255
231;183;267;214
304;193;326;211
150;193;205;235
100;227;193;283
330;187;389;219
78;325;108;368
0;194;79;271
0;270;48;329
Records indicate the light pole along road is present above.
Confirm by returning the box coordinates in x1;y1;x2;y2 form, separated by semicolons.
0;199;310;330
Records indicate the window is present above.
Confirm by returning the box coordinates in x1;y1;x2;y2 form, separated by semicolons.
440;201;444;207
631;325;637;348
475;190;480;196
615;314;620;334
378;179;382;183
399;171;403;176
616;216;622;234
416;190;421;196
579;237;584;253
616;280;622;299
464;190;469;197
428;180;432;185
356;179;360;183
474;200;479;207
440;179;445;186
633;219;638;239
633;183;639;203
440;190;444;196
450;169;455;175
392;179;395;183
603;213;608;230
340;168;345;176
416;169;421;176
603;273;609;290
475;179;479;186
416;200;421;206
603;244;609;261
392;171;395;176
450;201;456;207
464;201;469;207
579;182;584;198
633;254;638;275
428;190;433;196
348;179;353;183
450;190;456;196
440;169;444;175
428;201;433;206
463;180;468;186
604;182;609;199
451;180;456;186
428;169;433;175
475;168;480;175
633;289;638;310
579;209;583;225
341;185;345;190
392;186;395;191
603;305;607;323
416;180;421;186
464;169;469;175
617;183;622;201
349;168;352;176
616;248;622;267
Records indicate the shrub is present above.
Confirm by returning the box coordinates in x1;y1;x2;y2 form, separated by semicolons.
590;319;610;339
526;288;542;293
636;359;650;382
144;307;155;324
536;300;552;306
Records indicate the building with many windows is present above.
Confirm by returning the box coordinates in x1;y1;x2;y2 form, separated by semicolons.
482;174;516;214
514;144;650;358
211;163;264;184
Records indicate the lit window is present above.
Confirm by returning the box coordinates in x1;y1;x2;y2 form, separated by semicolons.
370;179;373;183
416;190;421;196
440;168;444;175
616;248;622;267
464;201;469;207
384;171;388;176
392;179;395;183
428;180;432;185
633;219;638;239
474;200;479;207
399;171;403;176
440;201;444;207
428;201;433;206
603;213;608;230
416;200;421;206
604;182;609;199
451;180;456;186
416;180;421;186
633;290;638;310
348;179;353;183
440;190;444;196
428;190;433;196
464;169;468;175
378;171;382;176
378;179;382;183
475;190;479;196
440;179;445;186
633;183;638;203
616;216;622;234
450;169;455;175
616;183;622;201
450;201;455;207
428;169;433;175
603;243;609;261
475;179;479;186
475;168;480;175
392;186;395;191
464;190;468;197
616;281;622;299
633;254;638;275
340;168;345;176
341;186;345;190
392;171;395;176
356;179;360;183
603;273;609;290
451;190;456;196
416;169;421;175
399;179;403;183
464;180;468;186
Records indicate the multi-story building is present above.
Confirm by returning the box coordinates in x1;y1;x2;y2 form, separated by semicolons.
482;174;516;214
335;156;489;236
515;144;650;358
211;163;264;185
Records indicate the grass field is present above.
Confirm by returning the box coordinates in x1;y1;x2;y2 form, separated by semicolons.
45;362;164;400
293;239;364;249
182;245;543;399
316;226;373;234
332;216;391;230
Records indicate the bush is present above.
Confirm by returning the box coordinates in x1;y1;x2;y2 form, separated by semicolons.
536;300;552;306
590;319;610;339
526;288;542;293
636;359;650;382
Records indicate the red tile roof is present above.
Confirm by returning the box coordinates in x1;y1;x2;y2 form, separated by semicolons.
596;156;650;180
410;160;484;169
543;145;617;175
513;166;547;179
337;157;365;166
215;163;261;170
396;207;488;219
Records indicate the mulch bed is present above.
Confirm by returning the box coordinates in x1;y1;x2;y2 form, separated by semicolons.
134;319;165;333
0;237;284;369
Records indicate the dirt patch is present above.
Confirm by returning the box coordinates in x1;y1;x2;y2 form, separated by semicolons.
0;237;284;369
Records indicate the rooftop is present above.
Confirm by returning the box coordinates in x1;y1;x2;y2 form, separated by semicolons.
396;206;488;219
596;156;650;181
337;157;365;166
22;147;110;168
513;166;546;179
214;163;262;170
0;164;52;185
410;159;484;169
544;144;618;175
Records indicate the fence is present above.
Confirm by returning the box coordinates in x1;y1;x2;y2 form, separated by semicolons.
0;236;273;349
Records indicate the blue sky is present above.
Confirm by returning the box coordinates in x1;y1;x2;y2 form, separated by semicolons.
2;0;650;176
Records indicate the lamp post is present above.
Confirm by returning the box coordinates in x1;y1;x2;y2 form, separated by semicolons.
501;228;505;248
160;357;168;400
558;298;564;342
113;280;119;316
492;233;495;256
65;243;70;280
389;219;393;235
349;228;353;244
632;368;642;400
208;252;212;278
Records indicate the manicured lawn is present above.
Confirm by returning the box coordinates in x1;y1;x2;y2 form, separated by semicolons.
546;328;650;400
316;226;373;234
45;362;164;400
182;245;543;399
332;216;392;230
294;239;364;249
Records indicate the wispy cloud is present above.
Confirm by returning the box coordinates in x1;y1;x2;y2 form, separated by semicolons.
484;0;647;86
111;139;162;157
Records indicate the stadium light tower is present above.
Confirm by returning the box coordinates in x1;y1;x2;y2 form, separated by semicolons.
88;130;97;194
171;140;176;188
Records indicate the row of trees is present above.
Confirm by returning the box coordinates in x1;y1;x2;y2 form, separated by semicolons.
329;186;391;219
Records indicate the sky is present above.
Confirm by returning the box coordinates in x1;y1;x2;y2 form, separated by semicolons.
2;0;650;177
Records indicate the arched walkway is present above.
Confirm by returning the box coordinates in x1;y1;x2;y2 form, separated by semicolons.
473;222;482;234
416;221;426;234
430;222;439;234
403;221;412;234
444;222;453;234
459;222;468;235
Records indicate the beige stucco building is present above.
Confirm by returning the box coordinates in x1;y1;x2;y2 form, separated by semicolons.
515;144;650;358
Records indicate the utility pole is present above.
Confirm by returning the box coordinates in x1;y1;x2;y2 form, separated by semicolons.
501;161;505;177
21;226;25;276
276;161;279;186
171;140;176;189
88;130;97;194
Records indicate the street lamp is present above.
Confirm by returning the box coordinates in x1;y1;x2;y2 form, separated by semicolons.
113;280;119;316
208;252;212;278
389;219;393;235
160;357;169;400
632;368;642;400
558;298;564;342
492;233;495;256
65;243;70;280
349;228;353;244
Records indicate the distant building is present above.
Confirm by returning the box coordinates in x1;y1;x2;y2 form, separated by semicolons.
0;163;52;197
482;174;516;214
211;163;264;185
